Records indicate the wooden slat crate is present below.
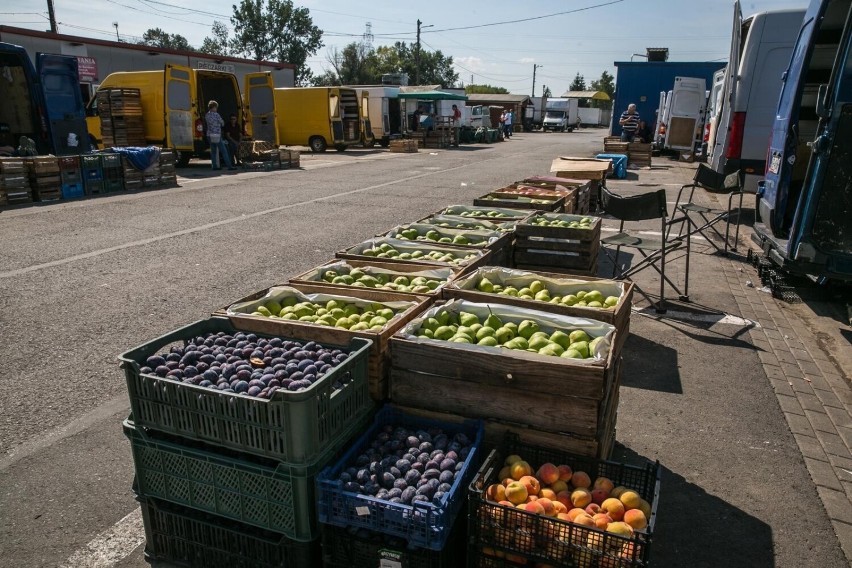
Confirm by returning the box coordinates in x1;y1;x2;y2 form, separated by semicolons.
337;239;493;274
512;212;601;276
220;283;433;401
604;136;630;154
628;142;653;167
289;259;460;297
389;139;419;153
473;192;566;212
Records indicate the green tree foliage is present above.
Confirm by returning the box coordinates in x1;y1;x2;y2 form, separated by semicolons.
590;70;615;109
230;0;323;85
465;84;509;94
199;21;231;56
139;28;192;51
569;72;586;92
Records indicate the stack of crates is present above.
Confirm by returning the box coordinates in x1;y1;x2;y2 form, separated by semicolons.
81;155;104;195
118;317;376;567
58;156;85;199
316;405;485;568
159;148;177;186
0;157;32;206
24;156;61;202
141;159;161;188
97;88;146;147
121;156;143;191
100;153;124;192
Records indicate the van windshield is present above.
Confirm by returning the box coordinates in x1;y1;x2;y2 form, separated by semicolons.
545;111;566;119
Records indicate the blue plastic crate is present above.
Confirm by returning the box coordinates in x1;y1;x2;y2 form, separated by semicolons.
61;182;85;199
595;153;628;179
317;405;484;551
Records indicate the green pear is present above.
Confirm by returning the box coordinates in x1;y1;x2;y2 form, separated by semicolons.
604;296;619;308
492;284;504;293
569;341;589;358
504;337;528;350
476;326;496;341
588;336;603;355
585;290;604;303
459;311;480;327
587;301;603;308
477;336;499;347
436;310;451;326
426;280;441;290
550;331;571;350
528;336;551;351
484;314;502;329
394;276;410;286
561;348;583;359
370;316;388;328
439;237;452;243
350;322;369;331
576;291;587;299
413;285;431;293
265;300;282;314
282;296;298;308
504;322;518;334
421;328;434;338
434;326;455;340
518;320;540;340
469;323;483;333
534;290;551;302
529;280;545;294
539;344;564;357
569;330;590;344
451;336;471;343
425;230;440;241
503;286;519;297
457;326;475;338
561;294;578;306
518;287;533;297
411;277;428;286
477;277;495;293
494;326;515;343
378;308;395;320
255;305;272;317
323;270;337;282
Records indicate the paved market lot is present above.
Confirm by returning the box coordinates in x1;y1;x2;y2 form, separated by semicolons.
0;130;850;567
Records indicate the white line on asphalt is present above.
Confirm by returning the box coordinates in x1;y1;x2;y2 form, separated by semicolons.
631;306;760;327
59;508;143;568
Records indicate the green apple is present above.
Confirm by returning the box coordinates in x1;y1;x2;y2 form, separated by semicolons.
477;336;499;347
477;277;495;293
569;330;590;344
569;341;589;358
434;326;455;340
518;320;540;340
550;331;571;350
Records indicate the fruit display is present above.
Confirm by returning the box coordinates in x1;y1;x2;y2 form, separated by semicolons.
231;293;407;330
495;184;574;198
480;194;555;205
475;276;618;309
418;214;516;232
528;213;597;229
402;300;613;361
138;331;355;397
440;204;530;220
311;263;450;294
342;238;486;267
387;224;497;248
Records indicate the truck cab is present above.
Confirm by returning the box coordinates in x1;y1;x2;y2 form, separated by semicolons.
542;109;569;131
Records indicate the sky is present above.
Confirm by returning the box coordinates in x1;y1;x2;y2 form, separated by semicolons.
2;0;809;95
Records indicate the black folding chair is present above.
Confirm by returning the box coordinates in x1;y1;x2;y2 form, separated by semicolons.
599;187;690;314
671;164;745;254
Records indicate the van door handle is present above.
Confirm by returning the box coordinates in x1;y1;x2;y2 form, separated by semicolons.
812;134;829;154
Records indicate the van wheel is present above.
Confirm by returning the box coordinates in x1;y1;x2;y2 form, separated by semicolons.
176;151;192;167
380;139;390;148
309;136;327;153
334;144;347;152
364;138;376;148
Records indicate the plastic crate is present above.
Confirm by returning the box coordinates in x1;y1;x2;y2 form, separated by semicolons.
126;413;371;540
104;178;124;192
138;494;320;567
100;153;122;169
81;155;103;181
321;506;467;568
85;180;105;195
317;405;484;551
468;434;661;567
119;317;373;464
61;182;85;199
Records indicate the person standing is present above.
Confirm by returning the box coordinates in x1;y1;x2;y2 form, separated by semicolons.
205;100;235;171
635;120;653;144
619;103;640;142
451;104;462;147
504;108;514;138
223;114;244;166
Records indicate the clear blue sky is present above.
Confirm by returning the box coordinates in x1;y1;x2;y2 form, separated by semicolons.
2;0;808;94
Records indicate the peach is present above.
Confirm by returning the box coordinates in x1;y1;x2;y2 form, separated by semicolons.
592;512;613;529
526;495;538;502
510;460;533;481
498;466;512;482
519;475;540;496
584;503;602;516
504;454;523;466
623;508;647;530
504;553;528;565
619;490;641;511
536;462;560;485
637;498;652;519
539;488;557;501
505;481;528;504
493;500;515;523
552;501;568;515
586;530;606;551
486;483;506;502
566;507;586;521
591;488;609;505
550;480;568;494
557;512;573;523
570;487;592;508
573;512;596;528
571;471;591;489
606;521;635;538
610;485;627;499
519;500;545;515
556;490;573;509
502;477;514;487
537;497;557;516
601;498;626;522
593;476;615;494
544;540;568;563
557;464;573;482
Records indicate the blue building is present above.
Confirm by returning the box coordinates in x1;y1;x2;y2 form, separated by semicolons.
611;61;726;136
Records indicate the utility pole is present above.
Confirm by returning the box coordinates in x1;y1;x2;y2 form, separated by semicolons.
531;64;543;98
415;19;433;85
46;0;58;33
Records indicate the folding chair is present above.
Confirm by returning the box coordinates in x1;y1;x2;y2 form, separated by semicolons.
671;164;745;254
600;187;690;313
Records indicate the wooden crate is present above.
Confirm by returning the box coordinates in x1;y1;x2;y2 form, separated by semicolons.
442;266;632;355
604;138;630;154
628;142;653;167
337;239;493;274
389;139;418;153
288;258;460;297
389;316;621;440
382;224;513;268
513;252;598;276
512;213;601;275
435;204;533;223
222;284;433;401
473;193;565;212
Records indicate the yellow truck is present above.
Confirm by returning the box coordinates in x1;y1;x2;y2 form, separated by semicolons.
86;64;277;165
273;87;370;152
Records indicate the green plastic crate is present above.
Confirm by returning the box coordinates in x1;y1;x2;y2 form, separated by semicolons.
126;413;372;541
138;495;320;567
119;317;373;464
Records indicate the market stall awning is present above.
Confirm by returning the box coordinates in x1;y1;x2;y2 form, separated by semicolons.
397;90;468;101
561;90;611;101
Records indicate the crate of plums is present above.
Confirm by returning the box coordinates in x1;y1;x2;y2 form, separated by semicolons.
119;317;373;464
317;405;484;550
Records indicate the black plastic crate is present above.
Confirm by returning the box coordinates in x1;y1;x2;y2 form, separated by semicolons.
321;508;467;568
138;494;319;567
468;434;661;567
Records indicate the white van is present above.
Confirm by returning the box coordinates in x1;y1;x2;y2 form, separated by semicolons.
710;3;806;192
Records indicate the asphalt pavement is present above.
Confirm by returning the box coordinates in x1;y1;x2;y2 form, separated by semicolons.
0;130;849;567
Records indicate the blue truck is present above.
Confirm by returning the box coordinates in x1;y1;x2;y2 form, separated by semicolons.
0;42;89;155
753;0;852;280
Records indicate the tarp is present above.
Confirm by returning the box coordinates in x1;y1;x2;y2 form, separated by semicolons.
397;90;467;101
107;146;160;171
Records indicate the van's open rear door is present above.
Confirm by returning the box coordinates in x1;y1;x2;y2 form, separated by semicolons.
664;76;707;151
243;72;278;145
164;64;193;151
711;1;743;169
36;53;90;155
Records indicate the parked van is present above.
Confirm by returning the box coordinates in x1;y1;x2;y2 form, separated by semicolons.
662;77;707;152
711;4;806;192
354;86;401;147
86;64;268;165
753;0;852;280
274;87;362;152
542;99;578;132
1;42;89;155
468;105;492;129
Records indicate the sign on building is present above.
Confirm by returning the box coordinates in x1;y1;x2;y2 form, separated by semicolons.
196;60;236;74
77;56;98;82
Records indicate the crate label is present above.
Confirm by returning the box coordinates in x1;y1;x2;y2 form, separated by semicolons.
355;506;371;516
379;549;403;568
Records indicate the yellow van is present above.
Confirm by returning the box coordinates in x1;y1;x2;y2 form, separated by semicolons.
86;64;277;166
273;87;366;152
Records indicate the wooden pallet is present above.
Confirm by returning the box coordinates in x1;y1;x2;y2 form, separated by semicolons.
389;139;418;153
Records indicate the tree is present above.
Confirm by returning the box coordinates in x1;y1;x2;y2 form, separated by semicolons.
590;70;615;109
373;42;458;86
230;0;323;85
199;21;231;56
569;72;586;92
321;43;380;85
139;28;192;51
465;84;509;94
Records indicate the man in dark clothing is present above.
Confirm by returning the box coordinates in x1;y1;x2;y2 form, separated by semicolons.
223;114;244;166
619;103;640;142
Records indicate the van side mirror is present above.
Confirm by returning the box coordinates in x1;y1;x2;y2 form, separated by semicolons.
815;84;829;119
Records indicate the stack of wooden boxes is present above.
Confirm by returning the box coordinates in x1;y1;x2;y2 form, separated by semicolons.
97;88;146;147
159;149;177;186
0;157;32;205
25;156;61;201
628;142;653;167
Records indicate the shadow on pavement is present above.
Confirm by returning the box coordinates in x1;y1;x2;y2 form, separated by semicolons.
620;334;683;394
611;445;775;568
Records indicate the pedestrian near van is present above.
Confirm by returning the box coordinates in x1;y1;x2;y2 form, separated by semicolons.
205;100;235;171
504;109;514;138
223;114;244;167
451;104;462;147
619;103;640;142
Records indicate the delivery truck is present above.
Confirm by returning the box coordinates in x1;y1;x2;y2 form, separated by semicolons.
542;98;578;132
274;87;362;152
86;64;271;166
523;96;548;130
